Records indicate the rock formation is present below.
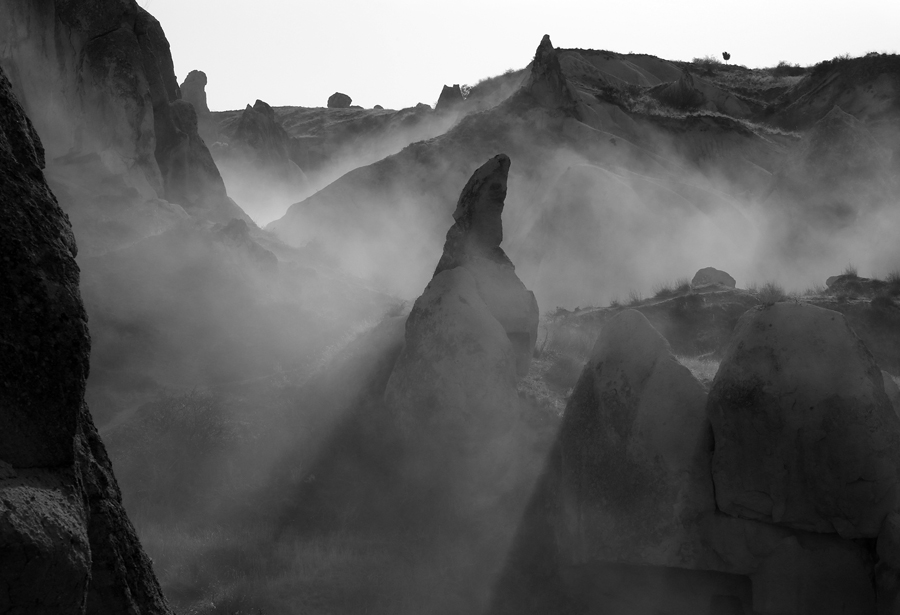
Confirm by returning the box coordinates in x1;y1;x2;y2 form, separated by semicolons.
384;154;538;514
691;266;736;288
435;83;464;112
0;0;248;254
181;69;210;116
709;302;900;538
179;69;217;143
327;92;352;108
555;310;713;568
433;154;539;375
0;66;171;615
212;98;309;221
524;35;579;115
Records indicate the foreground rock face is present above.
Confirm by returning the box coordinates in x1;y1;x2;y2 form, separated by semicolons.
384;154;538;513
709;302;900;538
0;67;171;615
556;310;713;568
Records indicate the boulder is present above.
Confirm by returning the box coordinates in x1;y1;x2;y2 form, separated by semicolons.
554;309;715;569
327;92;352;108
691;266;736;288
436;83;464;112
708;302;900;538
0;67;171;614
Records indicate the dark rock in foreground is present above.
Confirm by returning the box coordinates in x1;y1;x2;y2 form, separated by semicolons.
0;67;171;614
709;302;900;538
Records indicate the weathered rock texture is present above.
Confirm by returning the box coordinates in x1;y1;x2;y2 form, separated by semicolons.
434;154;539;375
555;310;713;568
0;0;248;254
709;302;900;538
0;66;171;614
384;154;538;513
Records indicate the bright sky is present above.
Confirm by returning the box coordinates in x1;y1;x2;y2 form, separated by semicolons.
142;0;900;112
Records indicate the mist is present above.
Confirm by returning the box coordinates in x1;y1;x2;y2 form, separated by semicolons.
3;3;900;613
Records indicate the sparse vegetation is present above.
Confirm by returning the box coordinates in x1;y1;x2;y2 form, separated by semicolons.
653;277;691;299
772;60;806;77
751;281;789;304
843;263;859;277
627;289;644;306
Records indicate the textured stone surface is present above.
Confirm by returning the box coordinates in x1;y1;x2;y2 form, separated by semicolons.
384;154;539;514
555;310;715;568
708;302;900;538
434;154;538;375
0;0;249;252
0;65;171;614
691;266;736;288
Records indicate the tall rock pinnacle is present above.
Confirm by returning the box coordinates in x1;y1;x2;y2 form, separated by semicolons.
435;154;511;274
525;35;579;113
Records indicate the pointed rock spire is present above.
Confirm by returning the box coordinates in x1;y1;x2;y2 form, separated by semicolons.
525;34;578;113
435;153;511;274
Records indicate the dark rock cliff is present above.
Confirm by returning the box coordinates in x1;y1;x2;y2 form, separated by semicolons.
0;66;172;615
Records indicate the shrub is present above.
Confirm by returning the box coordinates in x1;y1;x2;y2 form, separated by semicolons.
627;289;643;306
609;296;622;308
755;281;788;304
772;61;806;77
843;263;859;277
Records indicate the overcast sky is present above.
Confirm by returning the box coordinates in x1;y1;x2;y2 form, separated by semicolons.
142;0;900;112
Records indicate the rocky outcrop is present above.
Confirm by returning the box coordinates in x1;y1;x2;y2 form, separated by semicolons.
384;154;538;514
435;84;464;112
179;69;216;143
434;154;539;375
0;0;248;254
0;66;171;614
327;92;352;108
524;35;579;114
691;266;736;288
181;69;210;116
212;98;309;222
708;302;900;538
555;310;713;568
654;70;752;117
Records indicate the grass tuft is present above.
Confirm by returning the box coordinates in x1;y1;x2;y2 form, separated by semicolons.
842;263;859;278
752;281;788;304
